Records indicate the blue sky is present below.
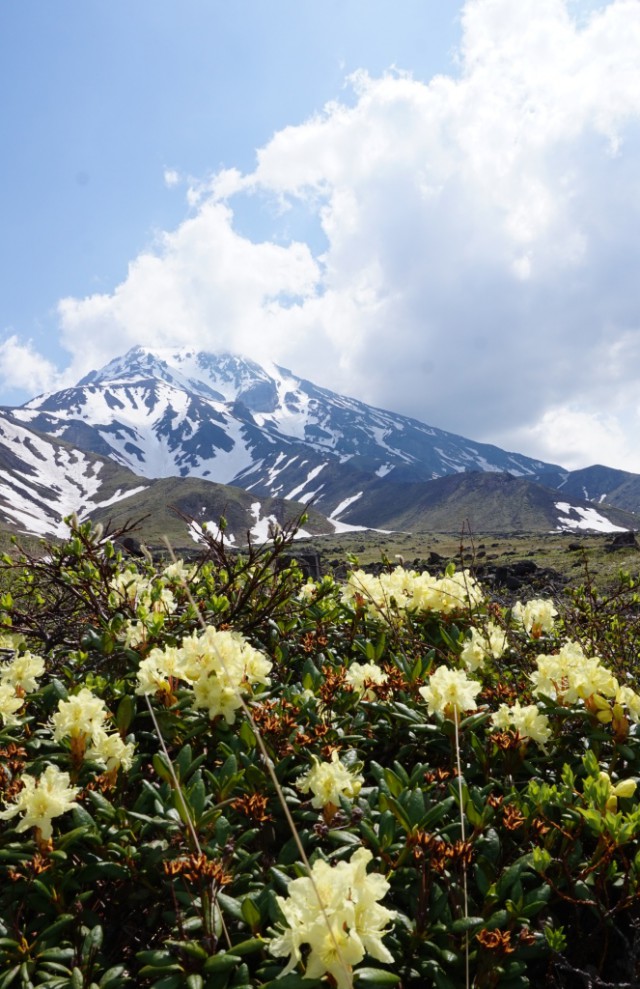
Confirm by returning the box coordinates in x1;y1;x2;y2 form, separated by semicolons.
2;0;640;472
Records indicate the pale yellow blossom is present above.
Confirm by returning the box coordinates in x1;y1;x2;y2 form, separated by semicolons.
0;651;45;693
296;750;363;809
460;621;507;672
344;661;388;699
137;627;272;723
135;646;190;696
0;682;24;726
51;688;108;744
419;667;481;719
615;685;640;722
0;765;79;840
269;847;394;989
531;640;619;707
86;729;135;773
492;701;552;748
162;560;196;583
512;598;557;635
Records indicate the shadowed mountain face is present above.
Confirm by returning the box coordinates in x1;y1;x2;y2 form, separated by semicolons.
1;346;638;538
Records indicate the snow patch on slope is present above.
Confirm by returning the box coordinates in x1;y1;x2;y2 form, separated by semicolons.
554;502;627;533
330;492;363;519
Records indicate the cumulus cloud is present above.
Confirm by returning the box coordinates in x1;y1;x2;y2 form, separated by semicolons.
509;405;640;473
51;0;640;470
0;336;66;398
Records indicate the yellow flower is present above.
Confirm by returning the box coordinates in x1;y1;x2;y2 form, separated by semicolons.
0;765;79;840
512;598;557;635
345;661;388;699
296;750;363;809
0;651;45;693
86;728;135;773
51;688;108;744
135;646;189;696
615;685;640;723
411;570;484;615
343;566;483;620
419;667;481;719
492;701;552;748
460;621;507;672
182;627;272;723
598;771;637;812
531;640;619;707
269;847;394;989
0;682;24;726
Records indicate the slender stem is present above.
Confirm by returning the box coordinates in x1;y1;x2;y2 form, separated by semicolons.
161;537;354;988
144;695;202;856
454;710;470;989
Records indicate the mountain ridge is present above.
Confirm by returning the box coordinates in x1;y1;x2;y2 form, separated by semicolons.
13;345;564;516
0;345;638;539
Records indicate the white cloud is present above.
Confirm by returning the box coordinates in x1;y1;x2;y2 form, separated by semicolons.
163;168;181;188
44;0;640;472
0;336;66;397
58;201;322;381
508;406;640;473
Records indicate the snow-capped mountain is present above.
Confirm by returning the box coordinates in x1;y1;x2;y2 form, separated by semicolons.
0;411;148;538
12;346;564;521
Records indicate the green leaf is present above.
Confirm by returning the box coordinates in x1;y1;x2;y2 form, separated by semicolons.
450;916;485;934
116;695;136;735
70;803;96;828
37;947;75;963
0;966;19;989
153;753;173;783
214;892;245;921
496;854;534;899
378;811;397;850
382;768;404;798
165;941;208;962
98;966;128;988
137;951;178;967
379;794;411;832
81;924;103;962
241;897;262;930
147;976;183;989
226;938;264;957
71;969;85;989
188;778;207;820
39;915;76;943
353;968;401;985
202;952;242;973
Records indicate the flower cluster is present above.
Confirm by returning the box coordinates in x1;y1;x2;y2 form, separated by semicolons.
596;771;637;812
343;566;484;620
109;568;177;617
296;750;364;809
512;598;557;636
492;701;552;749
530;639;640;723
4;518;640;988
0;764;79;840
0;650;45;726
269;847;395;989
460;621;508;671
419;667;482;719
136;626;272;723
344;661;388;699
52;687;135;772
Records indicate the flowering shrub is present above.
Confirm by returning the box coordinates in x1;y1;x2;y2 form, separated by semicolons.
0;518;639;987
